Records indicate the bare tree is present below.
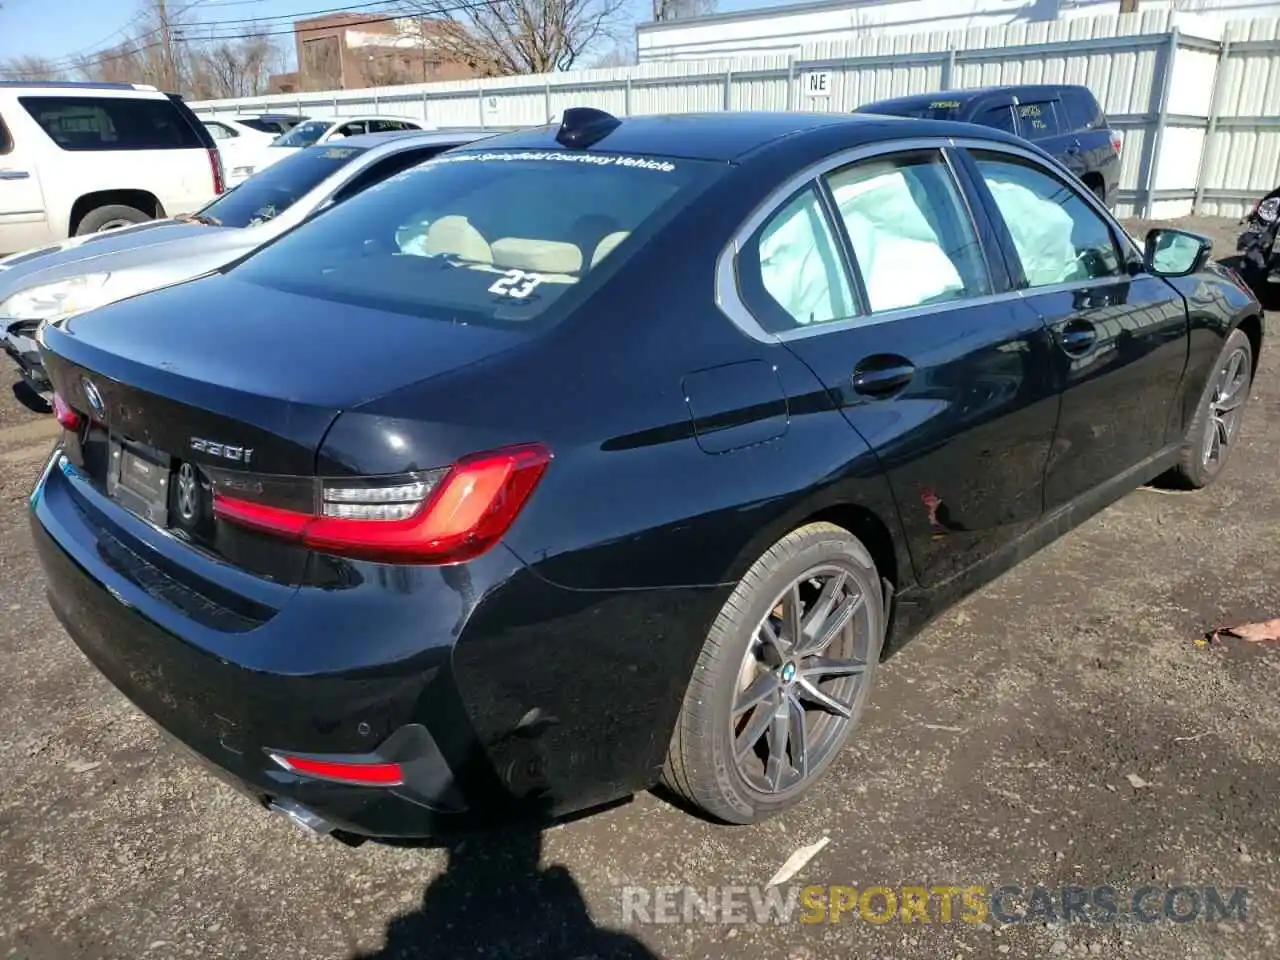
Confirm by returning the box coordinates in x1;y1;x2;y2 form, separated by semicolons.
400;0;628;75
68;0;283;99
653;0;716;22
0;55;67;81
192;32;280;99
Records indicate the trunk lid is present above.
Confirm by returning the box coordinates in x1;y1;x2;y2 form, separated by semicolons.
40;273;527;576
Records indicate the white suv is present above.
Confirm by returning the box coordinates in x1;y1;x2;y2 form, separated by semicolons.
0;81;223;255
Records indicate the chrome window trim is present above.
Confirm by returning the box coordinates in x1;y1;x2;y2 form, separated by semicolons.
715;134;1142;345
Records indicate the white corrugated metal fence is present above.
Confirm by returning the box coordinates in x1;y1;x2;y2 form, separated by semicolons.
190;9;1280;219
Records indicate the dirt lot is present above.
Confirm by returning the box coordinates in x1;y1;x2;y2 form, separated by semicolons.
1;217;1278;960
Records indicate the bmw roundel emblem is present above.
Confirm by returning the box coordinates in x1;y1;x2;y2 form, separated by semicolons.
81;378;105;417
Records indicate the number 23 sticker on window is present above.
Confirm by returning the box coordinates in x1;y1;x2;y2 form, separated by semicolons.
488;269;546;299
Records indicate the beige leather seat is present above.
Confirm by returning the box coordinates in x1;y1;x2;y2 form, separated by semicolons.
591;231;630;269
491;238;583;275
420;216;493;263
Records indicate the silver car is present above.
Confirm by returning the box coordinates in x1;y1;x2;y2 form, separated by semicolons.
1;128;504;396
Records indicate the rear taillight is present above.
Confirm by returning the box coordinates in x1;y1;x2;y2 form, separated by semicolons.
211;442;551;564
51;392;81;432
208;147;225;195
1110;131;1123;156
269;753;404;787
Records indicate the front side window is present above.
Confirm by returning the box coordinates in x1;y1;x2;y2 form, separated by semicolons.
272;120;331;148
742;186;856;333
231;149;719;329
205;122;235;141
825;149;990;312
972;150;1122;288
19;96;204;151
0;114;12;154
199;144;369;228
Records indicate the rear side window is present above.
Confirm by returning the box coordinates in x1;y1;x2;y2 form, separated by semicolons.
974;105;1017;134
1015;101;1064;138
826;149;990;312
19;96;204;151
232;149;721;329
742;186;857;333
1061;89;1103;130
329;146;454;204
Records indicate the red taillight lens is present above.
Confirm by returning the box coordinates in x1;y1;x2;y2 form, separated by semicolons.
1110;131;1123;156
269;754;404;787
51;392;81;431
208;147;225;195
212;442;551;564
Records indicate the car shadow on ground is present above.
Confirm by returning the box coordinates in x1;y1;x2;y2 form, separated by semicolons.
352;817;662;960
11;380;51;415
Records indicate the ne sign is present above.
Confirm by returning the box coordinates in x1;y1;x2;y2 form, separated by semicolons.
803;71;833;98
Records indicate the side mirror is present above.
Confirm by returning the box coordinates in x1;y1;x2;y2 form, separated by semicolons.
1143;228;1212;278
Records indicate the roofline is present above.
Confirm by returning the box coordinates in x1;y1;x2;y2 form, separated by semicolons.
0;80;160;92
862;82;1081;104
636;0;906;34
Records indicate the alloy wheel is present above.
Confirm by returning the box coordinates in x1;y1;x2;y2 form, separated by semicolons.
731;564;874;797
1202;345;1250;469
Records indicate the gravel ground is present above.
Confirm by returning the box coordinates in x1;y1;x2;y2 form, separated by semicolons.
1;217;1277;960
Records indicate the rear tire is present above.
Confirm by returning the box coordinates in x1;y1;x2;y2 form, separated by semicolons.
75;204;151;235
662;522;885;824
1170;327;1254;489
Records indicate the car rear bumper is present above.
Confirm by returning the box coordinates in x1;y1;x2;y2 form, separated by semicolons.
30;448;721;838
31;484;475;838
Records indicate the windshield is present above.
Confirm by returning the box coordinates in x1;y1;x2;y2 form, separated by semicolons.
867;99;964;121
232;148;720;329
273;119;330;148
199;144;367;228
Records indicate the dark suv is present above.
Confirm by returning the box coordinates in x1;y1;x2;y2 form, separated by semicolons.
856;84;1122;207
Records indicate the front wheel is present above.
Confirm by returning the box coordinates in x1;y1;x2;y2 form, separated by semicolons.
662;522;885;824
1171;327;1254;489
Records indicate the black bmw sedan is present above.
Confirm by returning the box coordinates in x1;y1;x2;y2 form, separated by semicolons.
30;108;1262;838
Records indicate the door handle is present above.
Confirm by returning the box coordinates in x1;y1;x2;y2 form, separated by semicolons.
1059;320;1097;356
0;170;31;180
851;356;916;397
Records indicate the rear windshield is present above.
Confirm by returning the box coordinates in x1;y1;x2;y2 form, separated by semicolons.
232;148;720;328
19;96;204;151
273;120;331;148
865;98;965;121
239;117;294;134
199;144;368;228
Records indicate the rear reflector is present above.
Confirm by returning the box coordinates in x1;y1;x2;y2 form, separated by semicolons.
269;753;404;787
51;392;81;432
212;442;551;564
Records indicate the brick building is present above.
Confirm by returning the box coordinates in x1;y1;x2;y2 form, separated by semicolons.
288;13;482;91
